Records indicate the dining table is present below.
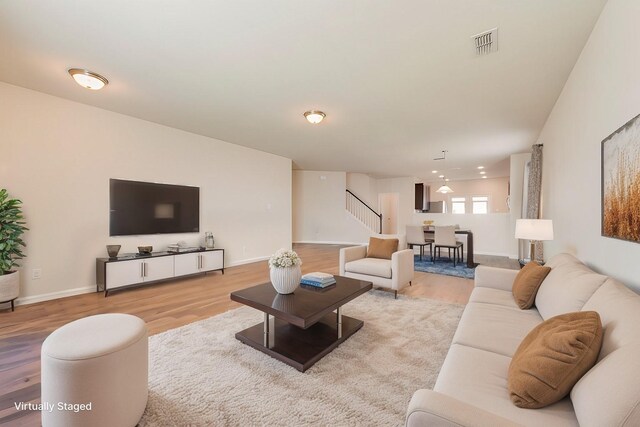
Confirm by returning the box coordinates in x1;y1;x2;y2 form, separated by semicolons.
423;226;478;268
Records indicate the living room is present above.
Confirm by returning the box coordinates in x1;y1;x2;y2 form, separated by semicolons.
2;0;640;426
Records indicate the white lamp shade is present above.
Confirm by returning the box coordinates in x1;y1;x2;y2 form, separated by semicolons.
515;219;554;241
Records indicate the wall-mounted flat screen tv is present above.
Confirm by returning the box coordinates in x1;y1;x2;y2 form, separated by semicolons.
110;179;200;236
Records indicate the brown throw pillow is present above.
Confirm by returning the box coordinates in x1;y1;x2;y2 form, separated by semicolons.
367;237;398;260
512;261;551;309
508;311;603;409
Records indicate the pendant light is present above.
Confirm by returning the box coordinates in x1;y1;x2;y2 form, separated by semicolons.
434;150;454;193
437;180;454;194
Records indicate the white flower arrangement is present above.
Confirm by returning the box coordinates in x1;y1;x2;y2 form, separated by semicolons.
268;248;302;269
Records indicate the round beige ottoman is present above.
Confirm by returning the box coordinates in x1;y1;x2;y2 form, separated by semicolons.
41;313;148;427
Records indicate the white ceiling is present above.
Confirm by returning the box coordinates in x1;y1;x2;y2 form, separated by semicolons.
0;0;606;181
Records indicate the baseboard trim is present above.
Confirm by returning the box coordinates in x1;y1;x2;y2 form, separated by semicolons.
473;251;514;258
15;285;95;306
294;240;367;246
226;256;270;267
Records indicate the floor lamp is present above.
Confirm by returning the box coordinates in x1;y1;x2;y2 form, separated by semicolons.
515;219;554;263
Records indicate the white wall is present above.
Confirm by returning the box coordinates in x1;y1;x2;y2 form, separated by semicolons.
346;172;378;207
427;177;510;214
292;171;372;244
376;177;415;234
0;82;292;303
538;0;640;289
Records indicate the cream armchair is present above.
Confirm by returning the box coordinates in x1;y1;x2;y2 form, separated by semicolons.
339;234;414;299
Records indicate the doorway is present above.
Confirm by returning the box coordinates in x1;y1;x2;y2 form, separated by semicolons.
378;193;400;234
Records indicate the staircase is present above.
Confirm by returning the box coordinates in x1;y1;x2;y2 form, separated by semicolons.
345;190;382;234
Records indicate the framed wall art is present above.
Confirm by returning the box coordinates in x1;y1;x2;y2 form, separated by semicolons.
602;113;640;243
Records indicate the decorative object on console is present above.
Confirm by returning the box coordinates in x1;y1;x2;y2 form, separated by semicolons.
602;113;640;243
268;249;302;294
514;219;553;263
106;244;121;258
137;245;153;255
0;189;28;312
204;232;215;248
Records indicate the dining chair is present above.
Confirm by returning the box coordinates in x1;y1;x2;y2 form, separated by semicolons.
434;226;464;266
406;225;433;261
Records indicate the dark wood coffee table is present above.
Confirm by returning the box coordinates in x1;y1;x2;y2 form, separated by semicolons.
230;276;373;372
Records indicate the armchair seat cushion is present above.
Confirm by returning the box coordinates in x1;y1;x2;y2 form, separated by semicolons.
344;257;392;279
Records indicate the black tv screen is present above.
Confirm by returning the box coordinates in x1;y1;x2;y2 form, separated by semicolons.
110;179;199;236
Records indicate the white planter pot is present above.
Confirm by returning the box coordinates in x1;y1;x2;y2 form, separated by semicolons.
270;266;301;294
0;270;20;302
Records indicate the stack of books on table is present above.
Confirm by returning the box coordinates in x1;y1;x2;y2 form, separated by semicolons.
300;272;336;288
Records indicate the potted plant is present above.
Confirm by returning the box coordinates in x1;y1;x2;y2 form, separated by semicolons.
268;248;302;294
0;189;27;312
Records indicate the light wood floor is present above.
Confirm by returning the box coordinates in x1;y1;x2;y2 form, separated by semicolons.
0;243;482;426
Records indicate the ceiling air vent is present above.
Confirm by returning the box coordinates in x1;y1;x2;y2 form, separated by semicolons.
472;28;498;55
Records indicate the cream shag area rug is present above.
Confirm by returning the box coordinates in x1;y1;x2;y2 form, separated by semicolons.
139;290;463;426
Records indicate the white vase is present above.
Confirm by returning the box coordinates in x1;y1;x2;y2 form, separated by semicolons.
0;270;20;308
270;265;301;294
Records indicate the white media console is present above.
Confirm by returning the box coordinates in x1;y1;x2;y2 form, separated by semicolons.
96;248;224;296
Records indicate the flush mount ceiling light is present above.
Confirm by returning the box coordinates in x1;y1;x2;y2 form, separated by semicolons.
431;170;438;174
68;68;108;90
477;166;485;169
304;110;325;124
480;171;486;175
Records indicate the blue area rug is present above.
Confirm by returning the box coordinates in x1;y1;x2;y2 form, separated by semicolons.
414;255;476;279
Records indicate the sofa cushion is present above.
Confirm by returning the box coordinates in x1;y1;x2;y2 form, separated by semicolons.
544;252;583;269
508;311;602;409
512;261;551;309
571;343;640;427
570;278;640;427
581;278;640;360
468;287;520;309
535;254;607;320
366;237;398;260
435;344;579;427
452;302;543;357
344;257;392;279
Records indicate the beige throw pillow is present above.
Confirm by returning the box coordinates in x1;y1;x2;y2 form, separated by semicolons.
367;237;398;260
512;261;551;309
508;311;603;409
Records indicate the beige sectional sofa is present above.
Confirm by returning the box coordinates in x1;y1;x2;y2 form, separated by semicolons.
406;253;640;427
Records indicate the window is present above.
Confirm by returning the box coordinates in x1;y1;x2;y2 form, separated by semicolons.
451;197;466;214
472;196;489;214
